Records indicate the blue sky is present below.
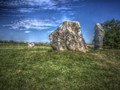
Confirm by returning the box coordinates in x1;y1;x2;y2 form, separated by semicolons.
0;0;120;43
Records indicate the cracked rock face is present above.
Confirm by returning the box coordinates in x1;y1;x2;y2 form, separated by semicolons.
94;23;105;49
49;21;86;52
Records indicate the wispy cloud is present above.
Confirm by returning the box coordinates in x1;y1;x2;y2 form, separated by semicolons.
3;19;58;30
1;14;25;17
3;14;74;31
0;0;79;10
24;31;31;33
56;7;71;10
0;0;55;7
18;8;34;13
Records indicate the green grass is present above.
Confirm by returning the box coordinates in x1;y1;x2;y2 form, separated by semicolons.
0;46;120;90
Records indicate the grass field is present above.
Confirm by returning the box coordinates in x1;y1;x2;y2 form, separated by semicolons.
0;45;120;90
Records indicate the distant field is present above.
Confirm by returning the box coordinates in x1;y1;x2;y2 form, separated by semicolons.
0;45;120;90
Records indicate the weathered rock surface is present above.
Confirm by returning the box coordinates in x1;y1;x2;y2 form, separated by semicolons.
94;23;105;49
49;21;86;52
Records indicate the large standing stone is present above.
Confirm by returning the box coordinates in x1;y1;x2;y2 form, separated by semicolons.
94;23;105;49
49;21;86;52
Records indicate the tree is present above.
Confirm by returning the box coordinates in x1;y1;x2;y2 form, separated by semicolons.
102;19;120;49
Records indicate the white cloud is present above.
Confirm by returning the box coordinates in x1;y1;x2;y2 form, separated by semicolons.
41;6;70;10
0;0;78;10
3;19;58;30
1;14;25;17
18;8;33;13
3;14;75;31
1;0;56;7
24;31;31;33
27;0;55;6
57;7;71;10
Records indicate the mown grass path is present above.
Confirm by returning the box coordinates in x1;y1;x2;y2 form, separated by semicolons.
0;46;120;90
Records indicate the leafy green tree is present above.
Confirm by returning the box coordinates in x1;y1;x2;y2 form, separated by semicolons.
102;19;120;49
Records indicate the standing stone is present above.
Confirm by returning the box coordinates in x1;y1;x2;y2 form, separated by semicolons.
49;21;86;52
94;23;105;49
28;42;34;47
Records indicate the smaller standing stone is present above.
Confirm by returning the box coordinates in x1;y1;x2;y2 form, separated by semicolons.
94;23;105;49
28;42;35;47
